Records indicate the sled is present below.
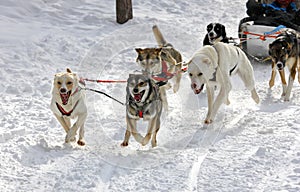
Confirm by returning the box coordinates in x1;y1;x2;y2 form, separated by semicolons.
238;0;300;59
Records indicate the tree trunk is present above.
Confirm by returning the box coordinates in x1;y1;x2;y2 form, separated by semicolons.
116;0;133;24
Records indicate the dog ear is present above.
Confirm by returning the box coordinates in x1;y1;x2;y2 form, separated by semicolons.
66;68;72;73
155;48;162;55
221;25;227;38
135;48;144;54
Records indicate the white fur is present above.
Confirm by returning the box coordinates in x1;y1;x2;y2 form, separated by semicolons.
50;70;87;146
187;42;260;124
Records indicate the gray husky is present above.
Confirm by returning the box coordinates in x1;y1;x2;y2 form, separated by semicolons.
121;74;162;148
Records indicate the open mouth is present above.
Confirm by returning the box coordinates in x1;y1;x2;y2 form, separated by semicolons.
60;90;71;105
193;84;204;94
133;90;145;103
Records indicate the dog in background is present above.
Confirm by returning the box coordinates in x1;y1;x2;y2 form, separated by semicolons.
203;23;229;46
187;42;259;124
121;74;162;148
268;28;300;101
135;25;183;110
50;68;87;146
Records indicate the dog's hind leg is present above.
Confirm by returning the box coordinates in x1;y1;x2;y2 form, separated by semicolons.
237;68;260;104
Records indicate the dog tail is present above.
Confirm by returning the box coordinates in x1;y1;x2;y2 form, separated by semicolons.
152;25;172;47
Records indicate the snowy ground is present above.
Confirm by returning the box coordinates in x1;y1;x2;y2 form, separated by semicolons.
1;0;300;191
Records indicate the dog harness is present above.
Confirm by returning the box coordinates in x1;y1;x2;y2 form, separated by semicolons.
209;45;239;81
128;80;160;119
56;101;79;116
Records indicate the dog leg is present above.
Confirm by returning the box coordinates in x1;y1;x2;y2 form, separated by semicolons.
142;117;157;146
159;87;168;111
210;86;229;122
269;63;276;88
54;114;70;133
297;64;300;84
121;130;131;147
65;113;87;144
205;85;214;124
284;66;297;101
279;69;287;97
237;70;260;104
173;65;182;93
126;118;143;144
77;123;85;146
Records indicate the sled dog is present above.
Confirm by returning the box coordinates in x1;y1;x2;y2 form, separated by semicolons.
121;74;162;148
268;28;300;101
203;23;229;46
187;42;260;124
50;68;87;146
135;25;183;110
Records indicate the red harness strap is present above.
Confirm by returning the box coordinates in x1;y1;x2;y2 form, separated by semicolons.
138;110;143;118
152;60;175;81
56;101;79;116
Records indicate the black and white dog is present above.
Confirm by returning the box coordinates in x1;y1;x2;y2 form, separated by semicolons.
203;23;229;46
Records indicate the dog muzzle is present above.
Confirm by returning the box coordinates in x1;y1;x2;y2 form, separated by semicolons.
60;88;71;105
276;61;285;70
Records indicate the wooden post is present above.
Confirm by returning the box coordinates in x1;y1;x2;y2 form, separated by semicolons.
116;0;133;24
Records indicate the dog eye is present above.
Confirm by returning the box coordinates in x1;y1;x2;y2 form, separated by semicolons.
198;73;203;76
57;81;61;85
189;73;193;77
139;82;145;86
67;81;73;85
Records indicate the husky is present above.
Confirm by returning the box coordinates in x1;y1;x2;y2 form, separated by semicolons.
203;23;229;46
187;42;260;124
50;68;87;146
135;25;183;110
268;28;300;101
121;74;162;148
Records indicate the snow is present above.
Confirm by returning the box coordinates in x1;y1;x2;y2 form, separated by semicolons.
1;0;300;191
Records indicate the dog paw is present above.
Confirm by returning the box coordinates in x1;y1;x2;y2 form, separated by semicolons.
120;142;128;147
204;119;213;124
77;140;85;146
269;80;274;88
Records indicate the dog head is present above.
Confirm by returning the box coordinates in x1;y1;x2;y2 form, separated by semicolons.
53;68;79;105
127;74;152;103
187;48;218;94
269;35;293;70
206;23;227;44
135;48;162;74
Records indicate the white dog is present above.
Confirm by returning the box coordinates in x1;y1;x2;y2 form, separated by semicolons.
187;42;259;124
50;68;87;146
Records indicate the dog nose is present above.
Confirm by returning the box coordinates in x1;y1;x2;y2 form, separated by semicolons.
277;62;284;70
191;83;197;89
133;88;139;93
60;88;67;93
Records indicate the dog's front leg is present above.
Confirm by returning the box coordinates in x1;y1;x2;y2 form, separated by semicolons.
54;114;70;133
205;85;214;124
173;65;182;93
142;116;157;146
159;87;168;111
65;113;87;144
269;62;277;88
297;63;300;84
127;117;144;144
278;69;287;97
284;66;297;101
210;87;228;122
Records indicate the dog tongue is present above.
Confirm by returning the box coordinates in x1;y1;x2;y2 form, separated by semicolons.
134;94;142;102
61;93;69;105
